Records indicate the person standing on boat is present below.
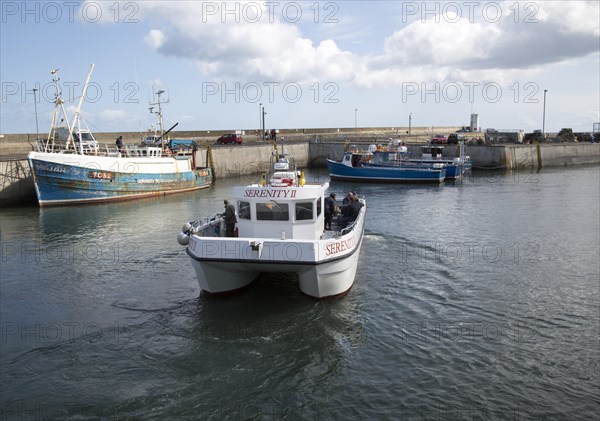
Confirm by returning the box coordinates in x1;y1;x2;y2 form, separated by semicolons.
342;192;353;206
348;195;364;220
324;193;336;230
116;136;123;154
224;200;237;237
339;195;363;228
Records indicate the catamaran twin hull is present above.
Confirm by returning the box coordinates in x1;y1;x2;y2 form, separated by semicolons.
29;152;212;206
186;207;365;298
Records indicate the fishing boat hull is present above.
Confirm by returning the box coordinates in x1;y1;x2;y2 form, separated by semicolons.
28;151;212;206
444;161;472;179
327;159;445;182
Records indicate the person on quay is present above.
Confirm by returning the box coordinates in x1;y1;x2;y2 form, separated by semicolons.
224;199;238;237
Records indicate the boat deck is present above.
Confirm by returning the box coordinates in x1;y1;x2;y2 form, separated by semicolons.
322;218;346;240
322;199;362;240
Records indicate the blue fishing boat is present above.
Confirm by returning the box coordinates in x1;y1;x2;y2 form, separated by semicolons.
327;151;446;183
28;65;212;206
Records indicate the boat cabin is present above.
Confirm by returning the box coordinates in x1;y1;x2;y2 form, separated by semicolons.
232;183;327;241
421;145;444;160
370;150;405;165
342;152;371;168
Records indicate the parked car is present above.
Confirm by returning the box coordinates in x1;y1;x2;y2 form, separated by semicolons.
431;135;448;144
447;133;465;144
143;135;162;146
456;128;470;133
216;134;243;144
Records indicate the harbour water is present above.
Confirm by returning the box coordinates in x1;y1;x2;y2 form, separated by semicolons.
1;165;599;420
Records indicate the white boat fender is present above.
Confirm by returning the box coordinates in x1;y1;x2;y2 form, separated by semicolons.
177;222;194;246
177;232;190;246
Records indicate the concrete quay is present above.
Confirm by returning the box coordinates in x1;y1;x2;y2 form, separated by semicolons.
1;135;598;207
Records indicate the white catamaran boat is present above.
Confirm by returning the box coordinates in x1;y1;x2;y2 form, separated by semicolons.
178;150;366;298
28;64;212;206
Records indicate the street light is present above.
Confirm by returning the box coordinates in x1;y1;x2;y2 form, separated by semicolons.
542;89;548;138
259;102;263;139
354;108;358;129
262;106;266;141
32;88;39;141
409;112;412;136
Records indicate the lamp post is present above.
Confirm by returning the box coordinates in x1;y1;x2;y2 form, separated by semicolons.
542;89;548;138
409;112;412;136
262;106;266;142
354;108;358;129
32;88;39;141
259;102;262;140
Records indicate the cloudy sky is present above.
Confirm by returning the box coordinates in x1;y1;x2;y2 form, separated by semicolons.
1;1;598;134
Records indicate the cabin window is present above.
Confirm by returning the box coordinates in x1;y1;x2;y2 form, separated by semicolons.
295;202;313;221
238;201;251;220
256;202;289;221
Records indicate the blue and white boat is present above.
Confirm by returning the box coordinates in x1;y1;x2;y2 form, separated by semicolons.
28;65;212;206
409;145;472;179
327;151;446;183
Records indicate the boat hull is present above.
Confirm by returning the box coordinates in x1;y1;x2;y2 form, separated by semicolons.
187;234;364;298
28;152;212;206
327;159;445;182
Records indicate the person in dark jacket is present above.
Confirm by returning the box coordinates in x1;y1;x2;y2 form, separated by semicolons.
347;196;363;221
342;191;353;206
324;193;336;230
338;195;363;228
116;136;123;154
224;200;237;237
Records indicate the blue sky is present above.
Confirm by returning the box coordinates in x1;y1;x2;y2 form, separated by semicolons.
1;1;598;135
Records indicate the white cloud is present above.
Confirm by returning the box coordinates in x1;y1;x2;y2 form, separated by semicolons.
96;109;128;120
537;1;600;37
383;17;501;66
136;0;598;89
144;29;165;50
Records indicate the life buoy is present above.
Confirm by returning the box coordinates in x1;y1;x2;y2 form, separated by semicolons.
164;148;172;157
270;177;294;187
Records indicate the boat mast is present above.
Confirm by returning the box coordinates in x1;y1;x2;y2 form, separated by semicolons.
149;89;169;149
68;63;95;152
45;69;71;152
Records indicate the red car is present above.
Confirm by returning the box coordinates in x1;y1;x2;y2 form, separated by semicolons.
216;134;243;144
431;135;448;144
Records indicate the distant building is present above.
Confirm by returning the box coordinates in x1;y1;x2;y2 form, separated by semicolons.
470;114;479;132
